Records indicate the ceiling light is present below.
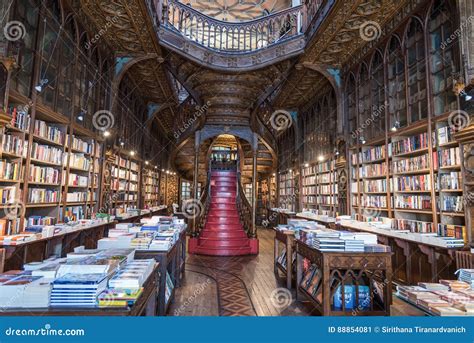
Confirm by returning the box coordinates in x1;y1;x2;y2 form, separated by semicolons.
360;136;366;144
304;163;309;168
120;142;125;147
465;95;473;101
145;161;149;165
318;155;325;162
391;121;400;132
103;131;111;137
130;151;136;156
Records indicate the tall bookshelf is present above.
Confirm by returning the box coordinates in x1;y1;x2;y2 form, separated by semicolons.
143;167;160;208
278;170;296;212
0;91;104;234
349;115;467;243
301;157;339;216
110;154;141;216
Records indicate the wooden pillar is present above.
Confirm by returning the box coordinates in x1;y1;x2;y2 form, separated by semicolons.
454;124;474;247
251;133;258;238
192;131;200;236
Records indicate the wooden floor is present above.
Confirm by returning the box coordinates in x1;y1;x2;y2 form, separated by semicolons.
169;228;424;317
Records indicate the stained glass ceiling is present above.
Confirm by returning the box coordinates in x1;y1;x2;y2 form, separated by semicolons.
182;0;292;22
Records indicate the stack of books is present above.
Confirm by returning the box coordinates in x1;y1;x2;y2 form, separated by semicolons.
312;238;345;252
97;288;143;308
342;239;365;252
108;259;155;290
130;237;152;249
0;273;51;308
456;269;474;288
50;273;108;308
149;237;173;251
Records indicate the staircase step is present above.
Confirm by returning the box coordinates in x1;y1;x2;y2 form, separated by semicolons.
198;239;250;248
191;246;253;256
201;231;248;239
204;223;243;231
211;171;236;176
210;191;236;198
211;186;235;192
207;210;239;217
210;197;234;204
213;182;235;187
206;217;241;224
209;203;237;210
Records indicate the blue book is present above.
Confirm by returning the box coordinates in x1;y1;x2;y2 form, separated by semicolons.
333;285;355;310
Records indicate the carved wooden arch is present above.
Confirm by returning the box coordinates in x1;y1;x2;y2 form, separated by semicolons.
111;53;159;107
299;62;344;134
146;102;175;133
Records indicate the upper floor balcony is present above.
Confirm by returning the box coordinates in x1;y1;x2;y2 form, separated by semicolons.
147;0;334;71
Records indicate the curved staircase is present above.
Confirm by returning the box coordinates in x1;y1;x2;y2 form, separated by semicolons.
188;170;258;256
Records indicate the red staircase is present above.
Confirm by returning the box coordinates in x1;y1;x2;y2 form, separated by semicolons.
188;170;258;256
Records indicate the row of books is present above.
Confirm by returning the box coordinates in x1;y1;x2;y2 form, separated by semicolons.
64;206;86;221
2;134;24;156
33;119;65;145
29;164;60;184
65;192;89;203
8;106;31;131
392;132;429;155
0;186;17;204
394;195;432;210
70;136;93;154
438;146;461;167
360;162;387;178
28;188;60;203
68;153;91;171
393;153;431;173
67;173;89;187
27;216;56;226
361;145;385;162
362;195;388;208
437;126;457;145
441;195;464;213
30;143;63;165
439;172;462;190
394;174;432;192
364;179;387;193
0;160;20;181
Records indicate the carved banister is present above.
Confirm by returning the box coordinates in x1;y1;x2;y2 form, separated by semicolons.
162;0;304;53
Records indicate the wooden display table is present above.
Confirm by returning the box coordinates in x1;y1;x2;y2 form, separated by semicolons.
0;263;160;316
295;239;393;316
338;220;463;284
0;221;116;271
134;229;186;315
273;229;295;289
295;213;336;229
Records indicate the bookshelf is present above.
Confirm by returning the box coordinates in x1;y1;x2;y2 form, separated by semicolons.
278;170;296;212
109;153;141;216
301;157;338;216
143;167;160;208
349;115;468;244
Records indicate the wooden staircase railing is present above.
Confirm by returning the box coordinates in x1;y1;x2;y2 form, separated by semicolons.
193;169;211;237
236;170;254;238
162;0;305;53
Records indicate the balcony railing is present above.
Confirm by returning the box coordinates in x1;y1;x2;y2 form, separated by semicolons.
162;0;305;53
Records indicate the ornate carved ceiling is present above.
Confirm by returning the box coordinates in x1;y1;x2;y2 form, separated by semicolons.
184;0;292;21
167;52;295;126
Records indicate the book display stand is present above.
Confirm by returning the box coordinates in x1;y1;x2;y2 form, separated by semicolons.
273;229;296;289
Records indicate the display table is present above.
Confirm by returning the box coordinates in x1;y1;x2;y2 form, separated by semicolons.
0;263;160;316
116;206;168;223
338;219;464;284
0;221;116;271
295;239;393;316
273;229;295;289
134;229;186;315
295;212;336;229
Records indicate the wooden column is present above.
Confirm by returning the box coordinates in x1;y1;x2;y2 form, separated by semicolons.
454;123;474;247
192;131;200;236
251;133;258;238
